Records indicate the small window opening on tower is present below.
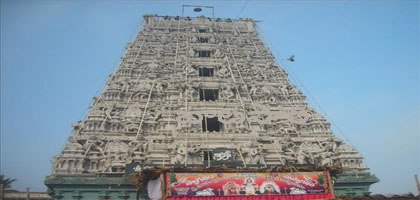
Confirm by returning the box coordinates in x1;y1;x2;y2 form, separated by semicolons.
199;89;218;101
198;51;211;57
203;151;214;161
199;38;209;43
199;29;208;33
199;67;214;77
111;167;119;172
202;117;222;132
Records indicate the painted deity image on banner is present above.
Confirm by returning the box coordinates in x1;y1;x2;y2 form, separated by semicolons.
166;172;333;199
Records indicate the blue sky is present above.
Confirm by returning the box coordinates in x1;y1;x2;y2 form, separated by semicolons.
1;0;419;195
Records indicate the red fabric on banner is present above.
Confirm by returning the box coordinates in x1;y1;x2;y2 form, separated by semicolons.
166;172;334;200
167;193;333;200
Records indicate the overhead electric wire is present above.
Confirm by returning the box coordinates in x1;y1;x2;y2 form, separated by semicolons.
236;0;249;19
255;25;369;168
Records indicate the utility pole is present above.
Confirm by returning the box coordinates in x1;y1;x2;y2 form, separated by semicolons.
0;184;4;200
26;187;30;200
415;175;420;196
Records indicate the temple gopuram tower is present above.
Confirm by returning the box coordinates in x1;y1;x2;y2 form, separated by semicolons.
45;13;378;199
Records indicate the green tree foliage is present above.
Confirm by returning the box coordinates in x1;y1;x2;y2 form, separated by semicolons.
0;174;16;189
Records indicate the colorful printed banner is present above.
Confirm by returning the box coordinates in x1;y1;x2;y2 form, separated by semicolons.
166;172;333;199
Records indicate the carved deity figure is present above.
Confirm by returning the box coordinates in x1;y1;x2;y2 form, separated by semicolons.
172;142;202;165
320;138;338;153
173;144;186;165
160;35;168;44
237;39;245;47
191;36;198;43
316;152;333;166
156;82;166;93
128;140;148;158
104;139;128;155
240;142;265;165
96;139;129;172
186;86;198;101
188;48;195;57
220;86;235;100
247;54;252;62
249;85;261;96
98;154;113;172
209;37;216;43
84;139;105;156
294;142;313;165
218;66;230;78
150;62;162;72
214;49;224;58
233;30;239;36
187;144;201;164
280;84;290;96
155;50;163;59
268;95;277;103
184;64;196;76
122;104;143;132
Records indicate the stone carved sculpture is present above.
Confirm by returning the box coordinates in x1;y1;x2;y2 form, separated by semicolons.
176;104;310;128
93;139;130;172
122;104;143;132
214;48;224;58
172;142;202;165
294;142;312;165
185;86;198;101
84;139;105;156
184;64;196;76
220;86;235;100
249;85;260;96
218;66;230;78
239;142;265;165
52;137;85;174
128;140;148;156
209;37;216;43
191;36;198;43
319;138;338;152
155;82;166;94
188;48;195;57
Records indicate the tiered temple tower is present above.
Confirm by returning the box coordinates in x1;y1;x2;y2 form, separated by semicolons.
45;14;378;199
